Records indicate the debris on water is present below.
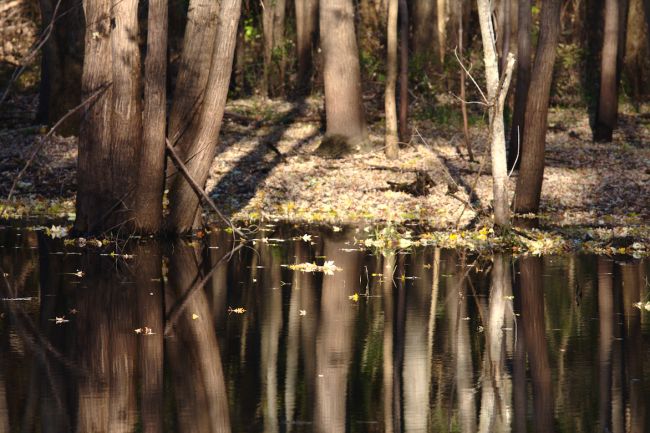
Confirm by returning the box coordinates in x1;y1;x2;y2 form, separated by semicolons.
228;307;246;314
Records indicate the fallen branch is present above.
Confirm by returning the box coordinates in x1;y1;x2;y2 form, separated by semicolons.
165;139;246;238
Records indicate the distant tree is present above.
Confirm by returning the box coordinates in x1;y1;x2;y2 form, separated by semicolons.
262;0;287;97
594;0;624;141
36;0;84;136
508;0;532;169
295;0;318;94
385;0;399;159
514;0;562;225
398;0;409;141
315;0;368;156
412;0;437;63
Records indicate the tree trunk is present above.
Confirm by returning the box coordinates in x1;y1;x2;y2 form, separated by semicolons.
166;0;220;147
513;0;562;222
262;0;287;97
385;0;399;159
36;0;84;136
412;0;437;62
398;0;409;141
458;0;473;160
73;0;142;234
594;0;621;142
508;0;532;170
134;0;168;232
437;0;448;63
316;0;368;155
295;0;318;94
476;0;515;229
166;0;242;232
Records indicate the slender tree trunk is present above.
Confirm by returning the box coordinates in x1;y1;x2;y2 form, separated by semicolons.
476;0;515;229
316;0;368;154
501;0;511;72
508;0;532;170
437;0;448;63
458;0;473;160
166;0;243;232
295;0;318;94
513;0;562;223
262;0;287;97
594;0;621;141
36;0;84;136
398;0;409;141
134;0;168;232
385;0;399;159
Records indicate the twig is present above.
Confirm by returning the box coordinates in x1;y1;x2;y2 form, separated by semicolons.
165;139;246;239
454;47;488;104
6;83;111;200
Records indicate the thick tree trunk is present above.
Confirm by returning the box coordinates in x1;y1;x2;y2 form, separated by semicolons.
134;0;168;232
75;0;116;233
166;0;242;232
385;0;399;159
36;0;84;136
476;0;515;229
262;0;287;97
594;0;621;142
508;0;532;170
167;0;220;146
513;0;562;222
316;0;368;155
398;0;409;141
295;0;318;94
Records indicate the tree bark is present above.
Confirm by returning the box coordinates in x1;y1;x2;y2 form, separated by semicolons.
36;0;84;136
398;0;409;141
316;0;368;154
594;0;621;142
166;0;242;232
262;0;287;97
385;0;399;159
295;0;318;94
508;0;532;170
476;0;515;229
134;0;168;232
75;0;115;233
513;0;562;222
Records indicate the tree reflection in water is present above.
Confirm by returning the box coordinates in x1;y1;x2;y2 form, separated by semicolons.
0;226;647;432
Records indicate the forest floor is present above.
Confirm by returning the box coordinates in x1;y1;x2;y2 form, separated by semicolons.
1;95;649;248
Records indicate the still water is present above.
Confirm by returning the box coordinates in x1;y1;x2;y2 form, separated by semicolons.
0;224;648;433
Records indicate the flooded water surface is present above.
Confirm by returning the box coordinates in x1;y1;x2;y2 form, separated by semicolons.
0;224;649;432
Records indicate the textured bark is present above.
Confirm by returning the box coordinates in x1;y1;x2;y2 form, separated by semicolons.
385;0;399;159
262;0;287;97
167;0;220;146
398;0;409;141
594;0;621;142
75;0;114;233
166;0;243;232
508;0;532;170
318;0;368;152
513;0;562;220
477;0;514;229
36;0;84;136
134;0;168;232
295;0;318;93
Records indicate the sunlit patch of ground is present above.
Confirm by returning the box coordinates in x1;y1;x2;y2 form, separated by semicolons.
0;98;648;236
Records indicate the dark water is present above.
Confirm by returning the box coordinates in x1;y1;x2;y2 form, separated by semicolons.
0;224;649;433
